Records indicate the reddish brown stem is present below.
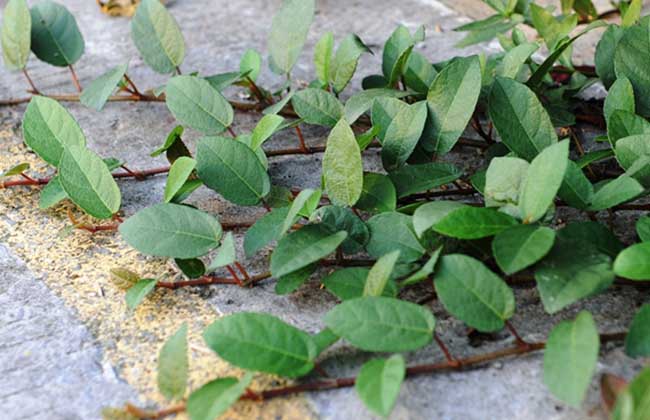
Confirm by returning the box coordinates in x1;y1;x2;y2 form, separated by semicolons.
22;68;40;94
156;272;271;289
123;74;143;98
226;265;243;286
246;76;269;105
294;125;309;153
227;126;237;138
434;334;460;367
68;65;82;92
505;321;529;349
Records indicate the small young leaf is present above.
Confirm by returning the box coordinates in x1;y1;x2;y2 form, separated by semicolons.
131;0;185;74
187;373;253;420
109;267;140;290
489;77;558;160
267;0;315;75
519;140;569;223
119;203;222;258
30;1;84;67
250;114;284;150
381;101;427;170
314;32;334;86
22;96;86;166
587;175;644;211
175;258;206;279
497;42;538;78
355;355;406;417
280;188;320;236
433;206;518;239
322;118;363;206
423;55;482;155
166;76;234;134
324;296;435;352
625;304;650;357
270;224;347;278
492;225;555;275
356;173;397;214
196;136;270;206
151;125;185;157
612;367;650;420
343;88;409;123
244;207;290;257
80;64;128;111
292;88;344;127
240;48;261;82
203;312;316;377
0;162;29;178
382;25;414;87
38;175;67;209
158;323;188;401
544;311;599;407
125;278;157;310
363;250;400;297
59;145;121;220
366;212;425;263
322;267;398;301
435;254;515;332
401;247;442;286
207;232;236;271
1;0;31;70
164;156;196;203
613;242;650;281
330;34;371;93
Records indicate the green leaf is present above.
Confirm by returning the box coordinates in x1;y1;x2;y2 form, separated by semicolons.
558;221;623;259
519;140;569;223
330;34;371;93
543;311;599;407
0;162;29;178
423;55;482;155
187;373;253;420
595;25;624;88
203;312;316;377
614;242;650;280
381;101;428;170
175;258;205;279
240;48;261;82
322;267;397;301
558;160;594;209
626;304;650;357
412;201;465;237
322;118;363;206
1;0;30;70
204;71;244;92
497;42;539;78
616;135;650;169
263;90;294;115
314;205;368;254
433;206;518;239
404;51;437;93
363;250;400;297
279;188;320;237
268;0;315;75
250;114;284;150
355;355;406;417
151;125;184;157
388;163;462;198
314;32;334;85
604;76;635;124
166;76;234;134
608;110;650;145
489;77;558;160
30;1;84;66
615;20;650;117
207;232;236;271
119;203;222;258
312;328;339;355
435;254;515;332
343;88;409;124
131;0;185;74
275;264;316;295
366;212;425;263
356;173;397;214
158;323;188;401
484;156;529;208
493;225;555;275
455;14;524;48
270;224;347;278
622;0;642;27
196;136;270;206
382;25;414;86
164;156;196;203
587;175;644;211
535;236;615;313
291;88;344;127
324;296;435;352
39;175;66;209
637;215;650;242
244;207;290;257
59;145;121;220
613;367;650;420
401;247;442;286
80;64;128;111
22;96;86;166
125;279;157;310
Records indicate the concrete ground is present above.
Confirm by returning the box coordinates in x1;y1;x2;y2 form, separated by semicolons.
0;0;648;419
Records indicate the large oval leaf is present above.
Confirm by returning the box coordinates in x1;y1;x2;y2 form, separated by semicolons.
432;206;518;239
292;88;344;127
355;355;406;417
324;296;435;352
614;21;650;117
322;118;363;206
119;203;222;258
267;0;315;75
203;312;317;377
59;145;121;220
489;77;558;160
1;0;31;70
543;311;599;407
196;136;270;206
382;25;414;86
614;242;650;280
187;374;253;420
492;225;555;275
30;1;84;66
157;324;188;401
423;55;482;155
381;101;427;170
322;267;397;301
330;34;371;93
366;212;425;263
270;224;347;278
166;76;234;134
435;254;515;332
22;96;86;166
356;172;397;214
131;0;185;74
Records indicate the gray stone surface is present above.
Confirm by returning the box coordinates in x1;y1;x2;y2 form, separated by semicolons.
0;244;135;419
0;0;648;419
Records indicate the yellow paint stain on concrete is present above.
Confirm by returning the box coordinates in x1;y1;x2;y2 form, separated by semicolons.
0;126;316;419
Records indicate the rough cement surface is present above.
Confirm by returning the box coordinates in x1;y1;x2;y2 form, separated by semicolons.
0;0;648;419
